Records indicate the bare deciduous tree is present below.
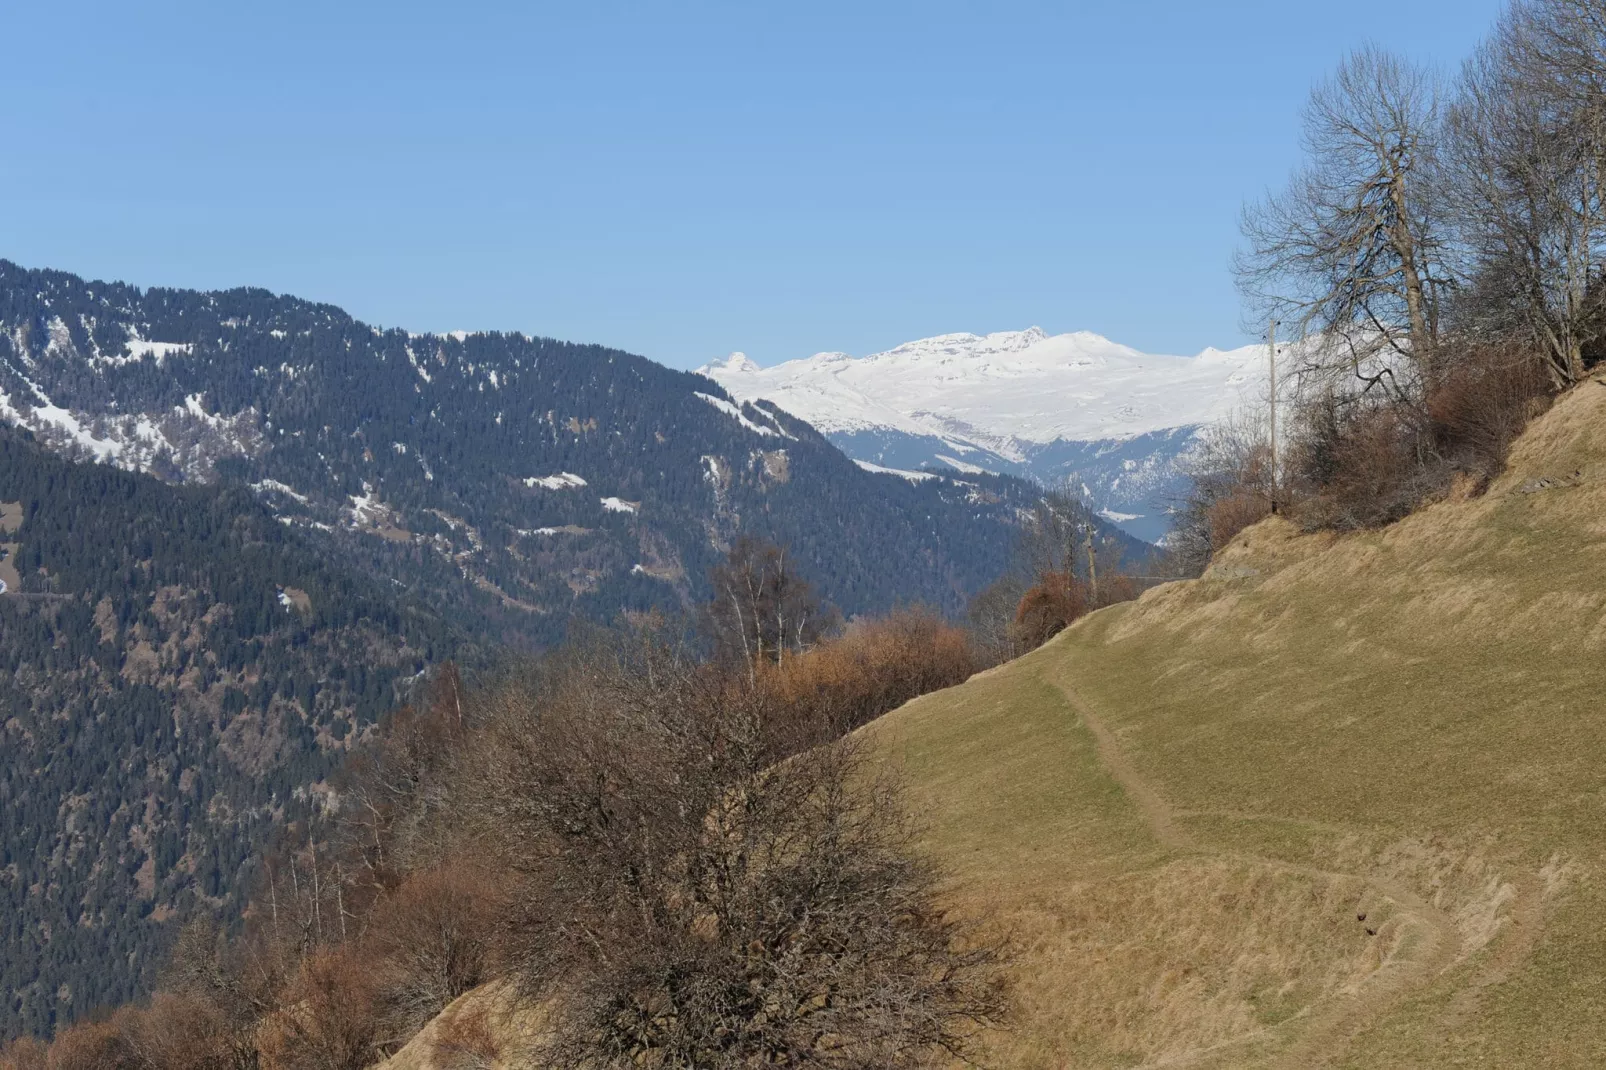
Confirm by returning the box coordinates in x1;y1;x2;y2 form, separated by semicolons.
1237;45;1452;400
1443;0;1606;386
453;630;1003;1068
704;536;838;676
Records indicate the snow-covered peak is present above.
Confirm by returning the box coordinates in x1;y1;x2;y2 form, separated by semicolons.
702;351;761;376
703;327;1269;444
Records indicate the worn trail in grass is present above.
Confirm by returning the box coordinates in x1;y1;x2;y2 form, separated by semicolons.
869;383;1606;1066
1050;674;1466;1070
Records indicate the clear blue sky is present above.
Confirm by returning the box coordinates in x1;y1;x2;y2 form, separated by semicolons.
4;1;1504;369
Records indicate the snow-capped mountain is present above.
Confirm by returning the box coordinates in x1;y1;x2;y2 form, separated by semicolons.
700;328;1270;541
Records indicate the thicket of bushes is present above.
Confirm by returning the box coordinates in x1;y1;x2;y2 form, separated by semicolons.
1;550;1004;1070
1172;341;1555;573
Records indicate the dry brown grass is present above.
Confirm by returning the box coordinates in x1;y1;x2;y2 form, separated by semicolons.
374;982;544;1070
857;380;1606;1067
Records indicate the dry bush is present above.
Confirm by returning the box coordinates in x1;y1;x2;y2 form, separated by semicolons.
115;993;243;1070
1010;568;1141;652
1093;572;1140;609
452;632;1004;1068
258;947;384;1070
366;863;511;1046
1425;343;1552;482
0;1037;46;1070
1288;399;1430;529
35;1018;138;1070
1013;570;1086;650
1206;488;1273;552
757;608;980;745
1170;415;1277;574
431;1002;503;1070
1289;344;1551;530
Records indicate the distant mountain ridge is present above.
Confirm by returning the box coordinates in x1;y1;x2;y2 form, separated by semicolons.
0;261;1147;655
701;328;1270;541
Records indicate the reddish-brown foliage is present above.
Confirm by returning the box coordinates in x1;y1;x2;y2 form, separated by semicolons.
366;863;511;1044
0;1037;47;1070
1014;571;1087;650
257;947;384;1070
757;607;980;745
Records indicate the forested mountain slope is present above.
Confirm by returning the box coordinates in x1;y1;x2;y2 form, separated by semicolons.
860;381;1606;1067
0;261;1146;646
0;426;455;1039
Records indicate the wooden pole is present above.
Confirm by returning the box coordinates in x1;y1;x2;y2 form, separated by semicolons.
1084;519;1099;605
1268;320;1279;513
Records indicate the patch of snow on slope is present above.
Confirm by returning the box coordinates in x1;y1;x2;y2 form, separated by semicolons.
853;459;936;483
109;331;192;367
525;472;587;490
935;454;989;475
0;387;124;461
694;391;781;437
600;497;638;514
252;479;311;505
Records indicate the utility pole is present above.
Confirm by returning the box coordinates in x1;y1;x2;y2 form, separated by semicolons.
1268;319;1279;514
1084;518;1099;605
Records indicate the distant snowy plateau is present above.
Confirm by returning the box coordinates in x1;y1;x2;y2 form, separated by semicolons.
701;328;1269;542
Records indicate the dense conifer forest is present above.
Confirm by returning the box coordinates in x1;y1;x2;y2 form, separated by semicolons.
0;425;457;1038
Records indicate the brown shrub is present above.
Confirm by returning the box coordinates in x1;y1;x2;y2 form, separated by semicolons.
1171;419;1277;574
1426;343;1551;480
1290;400;1430;530
1009;569;1141;652
431;1002;502;1070
0;1037;47;1070
258;947;383;1070
1207;488;1273;552
1289;345;1551;531
757;608;980;745
38;1018;138;1070
1013;571;1086;650
1094;572;1141;609
366;863;511;1045
116;994;240;1070
452;632;1004;1067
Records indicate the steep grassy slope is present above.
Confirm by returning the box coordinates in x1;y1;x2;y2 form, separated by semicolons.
867;381;1606;1067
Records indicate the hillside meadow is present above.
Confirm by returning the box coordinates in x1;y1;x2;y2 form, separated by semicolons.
864;379;1606;1067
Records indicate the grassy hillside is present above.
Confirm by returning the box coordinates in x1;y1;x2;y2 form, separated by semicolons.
866;380;1606;1067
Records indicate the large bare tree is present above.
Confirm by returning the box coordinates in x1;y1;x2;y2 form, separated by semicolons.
1237;45;1452;401
1443;0;1606;386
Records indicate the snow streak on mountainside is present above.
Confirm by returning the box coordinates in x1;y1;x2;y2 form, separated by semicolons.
701;328;1270;542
